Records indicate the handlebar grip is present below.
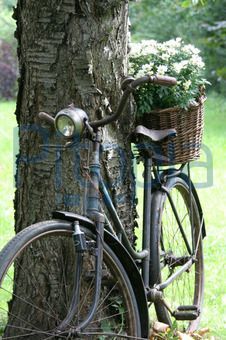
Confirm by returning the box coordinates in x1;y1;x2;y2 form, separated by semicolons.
150;75;177;86
38;112;55;126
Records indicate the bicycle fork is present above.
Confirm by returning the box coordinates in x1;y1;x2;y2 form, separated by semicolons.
57;130;105;336
56;213;105;336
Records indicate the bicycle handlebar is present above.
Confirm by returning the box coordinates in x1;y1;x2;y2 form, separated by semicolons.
38;74;177;129
90;74;177;128
38;111;55;125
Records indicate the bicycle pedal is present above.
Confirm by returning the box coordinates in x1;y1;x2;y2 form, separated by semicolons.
173;305;200;320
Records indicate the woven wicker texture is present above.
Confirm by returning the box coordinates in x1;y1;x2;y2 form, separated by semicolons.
138;95;206;165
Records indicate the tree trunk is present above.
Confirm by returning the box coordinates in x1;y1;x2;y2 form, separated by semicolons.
8;0;137;334
14;0;135;237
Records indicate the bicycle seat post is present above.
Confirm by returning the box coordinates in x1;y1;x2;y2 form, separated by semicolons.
142;156;152;288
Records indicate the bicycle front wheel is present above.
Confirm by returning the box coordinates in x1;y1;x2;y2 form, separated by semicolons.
150;175;204;332
0;220;141;339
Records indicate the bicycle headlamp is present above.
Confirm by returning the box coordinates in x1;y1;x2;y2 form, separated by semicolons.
55;106;88;138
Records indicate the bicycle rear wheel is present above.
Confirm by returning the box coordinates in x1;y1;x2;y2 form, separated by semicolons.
150;175;204;332
0;220;141;339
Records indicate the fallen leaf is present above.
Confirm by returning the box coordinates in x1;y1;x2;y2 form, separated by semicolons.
149;330;158;340
153;321;170;333
198;328;210;336
189;332;202;340
177;331;194;340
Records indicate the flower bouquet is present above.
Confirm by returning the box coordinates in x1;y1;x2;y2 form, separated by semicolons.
129;38;209;164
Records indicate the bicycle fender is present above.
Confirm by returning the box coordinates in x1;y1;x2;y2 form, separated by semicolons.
52;210;96;229
52;210;149;338
103;229;149;339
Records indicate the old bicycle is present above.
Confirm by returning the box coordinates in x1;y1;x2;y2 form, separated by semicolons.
0;75;205;339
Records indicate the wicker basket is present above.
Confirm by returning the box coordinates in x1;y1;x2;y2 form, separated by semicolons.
137;95;206;165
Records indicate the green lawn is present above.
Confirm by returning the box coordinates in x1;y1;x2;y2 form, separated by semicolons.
196;93;226;338
134;92;226;338
0;94;226;338
0;101;16;249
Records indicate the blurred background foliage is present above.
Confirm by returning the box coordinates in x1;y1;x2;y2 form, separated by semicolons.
130;0;226;94
0;0;225;97
0;0;17;100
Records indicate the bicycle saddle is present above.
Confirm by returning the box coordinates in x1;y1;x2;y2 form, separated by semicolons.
133;125;177;142
131;125;177;163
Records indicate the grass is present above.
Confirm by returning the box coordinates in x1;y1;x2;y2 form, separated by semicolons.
196;93;226;338
0;93;226;338
134;92;226;338
0;101;16;249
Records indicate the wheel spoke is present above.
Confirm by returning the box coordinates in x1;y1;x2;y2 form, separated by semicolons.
0;223;141;338
150;177;204;331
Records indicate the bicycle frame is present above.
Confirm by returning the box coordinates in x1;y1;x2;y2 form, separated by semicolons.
0;73;205;338
99;159;152;285
45;98;204;334
84;127;204;284
53;123;206;334
85;129;150;271
61;128;151;333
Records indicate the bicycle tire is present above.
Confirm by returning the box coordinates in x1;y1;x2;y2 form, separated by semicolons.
0;220;141;339
149;175;204;332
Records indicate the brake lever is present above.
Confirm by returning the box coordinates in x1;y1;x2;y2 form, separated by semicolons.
38;112;55;126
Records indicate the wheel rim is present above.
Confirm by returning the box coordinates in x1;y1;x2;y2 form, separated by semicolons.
155;181;204;331
0;227;139;339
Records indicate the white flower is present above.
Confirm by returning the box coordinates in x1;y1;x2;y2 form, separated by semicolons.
141;40;158;55
161;53;171;61
130;40;159;57
190;55;205;68
175;37;182;43
141;39;158;47
182;44;200;55
162;37;182;50
157;65;168;75
183;80;192;90
129;62;135;74
130;42;143;57
173;60;189;74
159;44;177;56
128;38;207;113
167;47;177;56
136;63;154;77
136;69;145;78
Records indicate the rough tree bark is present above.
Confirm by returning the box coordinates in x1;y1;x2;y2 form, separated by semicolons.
14;0;136;237
10;0;137;330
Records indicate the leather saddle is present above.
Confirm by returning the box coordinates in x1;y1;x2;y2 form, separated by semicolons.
134;125;176;142
132;125;177;163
